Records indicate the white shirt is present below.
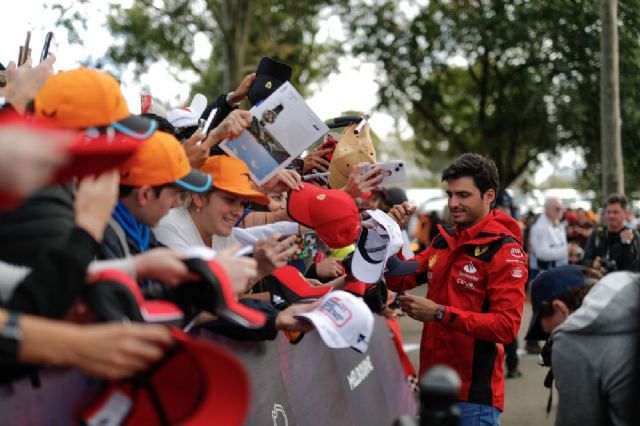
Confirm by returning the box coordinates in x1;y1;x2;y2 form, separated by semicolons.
153;207;238;252
529;213;568;267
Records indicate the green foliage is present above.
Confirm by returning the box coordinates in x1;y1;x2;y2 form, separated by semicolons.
345;0;640;192
103;0;346;98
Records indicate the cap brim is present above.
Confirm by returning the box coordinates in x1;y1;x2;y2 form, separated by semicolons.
216;185;270;206
112;114;157;140
204;260;267;328
176;169;212;193
385;256;419;276
271;266;332;301
82;329;250;426
524;312;548;341
351;228;387;284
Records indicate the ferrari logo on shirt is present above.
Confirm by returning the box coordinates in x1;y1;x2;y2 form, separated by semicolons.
428;255;438;268
474;245;489;257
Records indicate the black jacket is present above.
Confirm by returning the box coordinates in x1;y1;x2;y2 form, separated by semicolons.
0;186;75;267
582;227;640;272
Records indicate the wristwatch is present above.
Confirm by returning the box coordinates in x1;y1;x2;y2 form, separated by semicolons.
434;305;445;322
0;311;22;362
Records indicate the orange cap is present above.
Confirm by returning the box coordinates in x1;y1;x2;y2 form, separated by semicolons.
34;68;155;138
119;131;211;192
200;156;270;205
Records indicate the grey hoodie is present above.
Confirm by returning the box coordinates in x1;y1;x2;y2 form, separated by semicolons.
551;271;639;426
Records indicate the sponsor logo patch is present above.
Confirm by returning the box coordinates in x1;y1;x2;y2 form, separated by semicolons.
474;245;489;256
463;262;477;274
510;247;524;258
511;267;524;278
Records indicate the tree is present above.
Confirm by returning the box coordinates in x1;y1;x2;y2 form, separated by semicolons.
105;0;346;98
344;0;640;192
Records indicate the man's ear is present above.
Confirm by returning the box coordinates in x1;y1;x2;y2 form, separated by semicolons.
552;299;571;318
136;185;154;206
485;188;496;205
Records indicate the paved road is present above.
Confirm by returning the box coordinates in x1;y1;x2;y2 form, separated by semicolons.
398;285;557;425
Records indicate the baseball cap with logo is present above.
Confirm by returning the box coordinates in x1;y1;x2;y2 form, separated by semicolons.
247;57;293;106
525;265;590;341
79;328;250;426
287;183;361;249
328;123;376;189
351;209;404;283
295;290;374;353
167;93;208;129
200;156;269;205
34;68;156;138
119;131;211;192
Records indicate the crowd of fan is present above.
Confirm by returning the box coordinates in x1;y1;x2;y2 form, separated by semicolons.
0;48;637;426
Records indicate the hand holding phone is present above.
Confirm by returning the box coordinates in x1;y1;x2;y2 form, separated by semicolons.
360;161;407;185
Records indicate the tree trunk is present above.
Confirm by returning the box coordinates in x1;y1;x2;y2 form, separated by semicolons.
219;0;251;90
600;0;624;196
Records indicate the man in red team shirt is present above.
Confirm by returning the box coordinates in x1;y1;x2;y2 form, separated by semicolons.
386;153;527;425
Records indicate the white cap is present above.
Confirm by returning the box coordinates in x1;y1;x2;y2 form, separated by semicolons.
295;290;374;353
167;93;208;128
351;209;403;283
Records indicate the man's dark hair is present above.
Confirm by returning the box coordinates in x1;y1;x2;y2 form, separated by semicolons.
605;193;628;210
539;283;594;318
441;153;500;196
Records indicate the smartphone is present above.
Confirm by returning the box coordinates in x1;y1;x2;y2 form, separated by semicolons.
40;32;53;63
361;161;407;185
19;31;31;66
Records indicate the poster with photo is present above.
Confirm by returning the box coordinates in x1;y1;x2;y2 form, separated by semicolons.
220;82;329;186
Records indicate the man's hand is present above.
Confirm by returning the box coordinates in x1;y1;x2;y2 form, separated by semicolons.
275;300;321;332
592;256;602;270
214;245;259;294
315;257;343;279
253;234;300;279
621;228;634;244
0;126;71;195
4;53;56;113
228;73;257;104
75;171;120;243
398;294;440;322
208;109;253;141
262;169;303;193
133;248;194;286
61;323;173;381
341;163;383;199
388;202;417;229
303;147;332;174
181;131;210;168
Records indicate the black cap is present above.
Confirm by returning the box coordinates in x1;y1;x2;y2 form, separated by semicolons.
247;57;292;106
525;265;589;341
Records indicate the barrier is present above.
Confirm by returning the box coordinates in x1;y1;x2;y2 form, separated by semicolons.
0;317;416;425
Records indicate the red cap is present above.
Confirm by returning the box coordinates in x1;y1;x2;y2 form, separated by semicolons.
271;265;332;301
89;269;184;324
287;184;361;248
183;258;267;328
80;328;250;426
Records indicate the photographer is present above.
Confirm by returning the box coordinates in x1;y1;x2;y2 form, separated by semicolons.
582;194;640;274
